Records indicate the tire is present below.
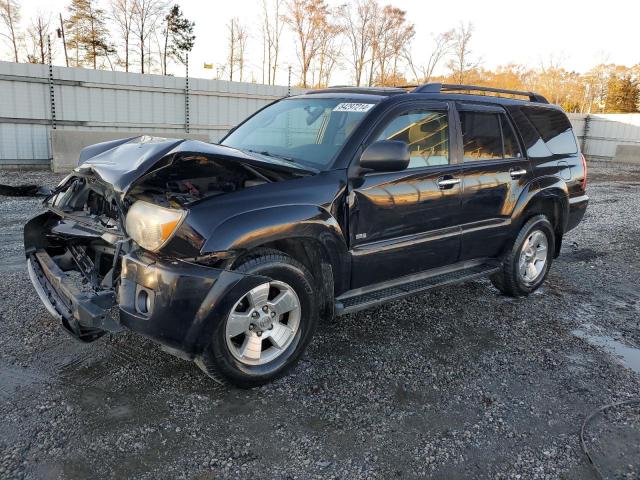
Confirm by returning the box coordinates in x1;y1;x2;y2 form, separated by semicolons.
491;215;555;297
197;249;318;388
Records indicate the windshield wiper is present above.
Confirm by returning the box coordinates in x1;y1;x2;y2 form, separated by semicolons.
246;149;297;163
243;149;318;173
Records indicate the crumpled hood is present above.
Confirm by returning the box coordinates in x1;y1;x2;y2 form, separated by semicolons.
76;136;311;193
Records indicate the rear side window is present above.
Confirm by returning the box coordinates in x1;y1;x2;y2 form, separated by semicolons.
459;111;523;161
521;107;577;155
502;118;522;158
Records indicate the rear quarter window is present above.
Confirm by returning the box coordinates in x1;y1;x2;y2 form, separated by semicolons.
519;106;578;156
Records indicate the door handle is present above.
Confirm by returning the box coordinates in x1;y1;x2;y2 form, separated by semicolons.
437;177;461;189
509;168;527;179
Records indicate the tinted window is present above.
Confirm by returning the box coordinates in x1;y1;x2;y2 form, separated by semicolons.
521;107;577;155
460;112;503;161
375;110;449;168
502;116;523;159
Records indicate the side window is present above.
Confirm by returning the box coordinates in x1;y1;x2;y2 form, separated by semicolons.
521;106;577;155
460;111;503;161
460;110;523;161
375;109;449;168
501;115;523;159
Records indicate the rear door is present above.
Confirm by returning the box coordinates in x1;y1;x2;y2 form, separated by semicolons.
456;103;532;260
348;101;463;288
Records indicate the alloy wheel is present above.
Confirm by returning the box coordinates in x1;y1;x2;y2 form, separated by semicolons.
225;281;301;366
518;229;548;284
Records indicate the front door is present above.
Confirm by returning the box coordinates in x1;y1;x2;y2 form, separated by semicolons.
456;103;532;260
348;103;463;289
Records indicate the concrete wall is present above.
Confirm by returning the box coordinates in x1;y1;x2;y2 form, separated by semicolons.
0;61;301;169
614;145;640;164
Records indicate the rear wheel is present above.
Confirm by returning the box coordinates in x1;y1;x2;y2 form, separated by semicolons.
491;215;555;297
197;249;318;388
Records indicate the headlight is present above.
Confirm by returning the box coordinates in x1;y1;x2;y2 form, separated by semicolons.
125;201;186;252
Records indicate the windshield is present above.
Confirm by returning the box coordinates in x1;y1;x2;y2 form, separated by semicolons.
221;97;378;170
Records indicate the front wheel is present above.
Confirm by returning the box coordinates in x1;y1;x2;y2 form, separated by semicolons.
491;215;555;297
197;250;318;388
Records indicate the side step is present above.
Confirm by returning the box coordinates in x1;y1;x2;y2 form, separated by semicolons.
335;260;501;315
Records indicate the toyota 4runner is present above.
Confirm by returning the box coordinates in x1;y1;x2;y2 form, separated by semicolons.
25;83;588;387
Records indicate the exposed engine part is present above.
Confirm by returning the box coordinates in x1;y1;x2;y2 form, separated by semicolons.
127;154;279;206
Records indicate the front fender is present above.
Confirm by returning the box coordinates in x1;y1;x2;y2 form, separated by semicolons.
202;204;350;291
202;204;347;254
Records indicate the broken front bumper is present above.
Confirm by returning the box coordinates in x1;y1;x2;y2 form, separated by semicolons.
27;248;268;358
27;250;118;342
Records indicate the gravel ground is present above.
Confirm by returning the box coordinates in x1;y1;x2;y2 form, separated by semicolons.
1;164;639;479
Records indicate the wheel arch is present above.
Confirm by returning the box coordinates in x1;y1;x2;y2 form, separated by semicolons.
202;204;350;317
512;177;570;258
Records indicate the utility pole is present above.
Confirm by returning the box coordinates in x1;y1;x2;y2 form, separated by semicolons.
59;13;68;67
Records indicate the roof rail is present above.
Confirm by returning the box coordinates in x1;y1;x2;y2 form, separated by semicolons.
412;83;549;104
305;85;407;96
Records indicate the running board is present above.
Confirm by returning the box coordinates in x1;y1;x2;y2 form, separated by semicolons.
335;260;501;315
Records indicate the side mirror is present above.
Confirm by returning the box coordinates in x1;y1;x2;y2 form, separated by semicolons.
359;140;410;172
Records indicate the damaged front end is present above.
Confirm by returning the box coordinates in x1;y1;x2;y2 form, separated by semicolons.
25;173;127;341
25;136;300;353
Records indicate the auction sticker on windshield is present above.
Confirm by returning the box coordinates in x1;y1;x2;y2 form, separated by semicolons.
333;103;375;112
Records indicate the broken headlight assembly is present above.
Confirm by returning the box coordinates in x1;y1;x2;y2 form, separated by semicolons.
125;200;186;252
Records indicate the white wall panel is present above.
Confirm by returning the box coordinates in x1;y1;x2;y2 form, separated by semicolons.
3;59;638;167
0;61;301;167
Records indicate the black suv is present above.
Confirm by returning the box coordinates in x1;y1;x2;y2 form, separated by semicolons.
25;83;588;387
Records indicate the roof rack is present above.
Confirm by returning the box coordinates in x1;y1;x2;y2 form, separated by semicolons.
306;86;407;95
412;83;549;104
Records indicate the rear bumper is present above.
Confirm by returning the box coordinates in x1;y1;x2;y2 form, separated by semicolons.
27;248;267;357
566;194;589;232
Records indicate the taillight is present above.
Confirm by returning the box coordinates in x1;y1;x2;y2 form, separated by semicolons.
580;153;587;192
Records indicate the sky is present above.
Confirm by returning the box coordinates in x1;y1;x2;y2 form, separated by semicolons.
11;0;639;85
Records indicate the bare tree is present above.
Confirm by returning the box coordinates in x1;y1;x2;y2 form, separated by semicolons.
27;14;52;64
339;0;376;86
261;0;284;85
111;0;135;72
405;29;454;82
583;62;613;113
447;22;479;84
132;0;166;73
284;0;331;88
226;17;248;82
0;0;21;62
227;18;237;81
236;21;248;81
314;17;342;87
372;5;413;85
535;54;569;105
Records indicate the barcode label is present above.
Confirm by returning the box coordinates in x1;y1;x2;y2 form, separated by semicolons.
333;103;374;113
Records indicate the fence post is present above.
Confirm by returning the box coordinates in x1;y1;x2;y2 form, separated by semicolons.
185;53;190;134
47;35;56;130
581;114;590;157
